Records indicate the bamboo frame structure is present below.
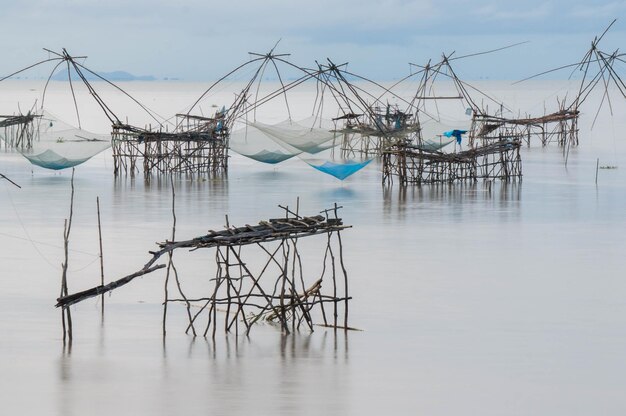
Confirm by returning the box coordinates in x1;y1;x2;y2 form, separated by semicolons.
56;204;352;337
112;114;229;176
489;20;626;148
379;53;522;185
469;105;580;147
0;112;39;149
382;139;522;185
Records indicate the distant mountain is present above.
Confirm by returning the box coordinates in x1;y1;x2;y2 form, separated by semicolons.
51;68;156;82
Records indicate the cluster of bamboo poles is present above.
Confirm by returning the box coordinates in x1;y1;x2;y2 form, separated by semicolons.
0;113;39;149
111;115;228;176
56;197;353;338
382;139;522;185
469;104;579;148
164;205;351;337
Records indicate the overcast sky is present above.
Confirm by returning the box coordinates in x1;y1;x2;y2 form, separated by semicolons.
1;0;625;81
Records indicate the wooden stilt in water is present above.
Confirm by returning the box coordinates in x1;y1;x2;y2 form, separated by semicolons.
61;169;75;342
96;196;105;318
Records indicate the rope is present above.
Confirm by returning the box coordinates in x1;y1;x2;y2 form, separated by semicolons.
2;181;101;273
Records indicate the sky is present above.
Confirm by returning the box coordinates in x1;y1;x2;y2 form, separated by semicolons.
0;0;625;81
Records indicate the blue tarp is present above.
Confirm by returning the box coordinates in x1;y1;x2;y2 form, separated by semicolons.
443;129;467;145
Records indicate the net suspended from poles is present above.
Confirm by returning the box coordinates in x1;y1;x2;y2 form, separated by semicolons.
228;123;300;164
298;146;374;180
229;117;341;164
250;117;339;154
248;117;374;179
230;117;371;180
19;111;111;170
307;157;373;180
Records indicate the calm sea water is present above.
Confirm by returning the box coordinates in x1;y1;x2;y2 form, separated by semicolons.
2;80;626;415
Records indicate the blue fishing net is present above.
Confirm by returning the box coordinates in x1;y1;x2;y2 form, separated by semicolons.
308;159;372;180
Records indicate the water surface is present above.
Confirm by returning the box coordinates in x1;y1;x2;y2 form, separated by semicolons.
1;81;626;415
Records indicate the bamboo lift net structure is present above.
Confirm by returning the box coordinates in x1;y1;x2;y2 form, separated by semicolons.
111;49;347;177
309;61;417;158
472;22;626;149
56;204;352;336
214;51;391;180
382;51;523;185
111;85;231;176
0;49;119;169
0;48;231;175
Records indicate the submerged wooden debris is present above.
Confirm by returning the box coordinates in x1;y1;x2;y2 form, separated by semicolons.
56;204;352;336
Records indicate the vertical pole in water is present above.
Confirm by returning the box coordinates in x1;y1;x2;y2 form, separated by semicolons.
595;158;600;185
163;176;178;337
335;203;349;330
97;197;105;318
61;168;75;342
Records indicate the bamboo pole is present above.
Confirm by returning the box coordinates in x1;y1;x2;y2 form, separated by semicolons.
61;169;76;342
96;197;105;317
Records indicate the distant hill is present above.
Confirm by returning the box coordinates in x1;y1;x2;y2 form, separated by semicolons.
51;68;156;82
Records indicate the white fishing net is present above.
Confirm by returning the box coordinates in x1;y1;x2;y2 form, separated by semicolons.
250;116;339;154
229;123;300;164
19;111;111;170
230;117;372;179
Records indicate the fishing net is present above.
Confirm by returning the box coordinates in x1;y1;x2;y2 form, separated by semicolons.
229;117;341;164
230;117;372;179
19;111;111;170
298;147;373;180
250;117;339;154
417;136;455;151
229;123;300;164
307;158;373;180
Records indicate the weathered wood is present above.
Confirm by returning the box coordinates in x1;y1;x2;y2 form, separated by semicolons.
56;264;166;308
58;204;352;337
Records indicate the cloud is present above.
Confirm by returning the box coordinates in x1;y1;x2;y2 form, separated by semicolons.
570;1;626;18
0;0;624;81
472;2;553;20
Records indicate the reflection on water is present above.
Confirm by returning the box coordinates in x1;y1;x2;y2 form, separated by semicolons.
57;325;351;416
2;82;626;415
382;181;522;224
